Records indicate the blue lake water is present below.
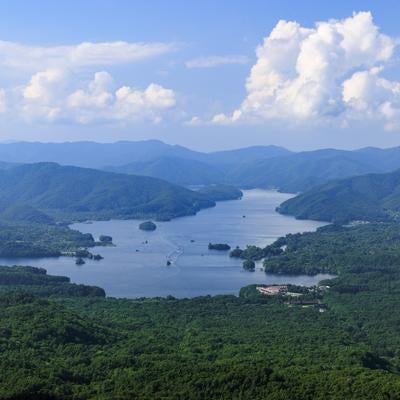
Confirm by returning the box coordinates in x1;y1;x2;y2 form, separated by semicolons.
0;189;332;298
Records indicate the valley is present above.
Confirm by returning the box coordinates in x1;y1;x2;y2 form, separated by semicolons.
1;142;400;399
4;4;400;398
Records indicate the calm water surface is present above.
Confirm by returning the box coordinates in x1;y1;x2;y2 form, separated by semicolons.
0;190;332;298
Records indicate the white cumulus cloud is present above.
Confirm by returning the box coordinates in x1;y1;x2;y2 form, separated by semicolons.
67;74;176;124
211;12;400;130
18;70;176;124
21;69;67;120
23;69;66;101
67;71;114;110
0;38;178;125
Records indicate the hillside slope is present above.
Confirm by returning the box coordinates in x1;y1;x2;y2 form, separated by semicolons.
278;169;400;223
0;163;217;221
228;148;400;192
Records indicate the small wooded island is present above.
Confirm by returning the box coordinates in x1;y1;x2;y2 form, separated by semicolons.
242;259;255;271
98;235;113;244
139;221;157;231
208;243;231;251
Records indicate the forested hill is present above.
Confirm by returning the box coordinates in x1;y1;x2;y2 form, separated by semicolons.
278;168;400;223
0;162;221;221
110;145;400;191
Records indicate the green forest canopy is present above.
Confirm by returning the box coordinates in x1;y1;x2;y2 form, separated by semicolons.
1;222;400;398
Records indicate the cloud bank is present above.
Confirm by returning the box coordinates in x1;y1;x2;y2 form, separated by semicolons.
211;12;400;131
0;40;176;71
18;70;176;124
0;40;177;124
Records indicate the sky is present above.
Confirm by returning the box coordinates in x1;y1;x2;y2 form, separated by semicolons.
1;0;400;151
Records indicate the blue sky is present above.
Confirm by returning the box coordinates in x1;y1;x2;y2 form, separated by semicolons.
1;0;400;151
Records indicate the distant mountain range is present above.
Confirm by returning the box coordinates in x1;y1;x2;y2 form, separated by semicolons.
2;140;400;192
278;168;400;223
0;163;241;222
0;141;291;169
107;157;225;186
0;140;201;168
110;145;400;192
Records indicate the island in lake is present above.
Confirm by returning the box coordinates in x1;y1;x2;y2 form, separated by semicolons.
98;235;113;244
208;243;231;251
139;221;157;231
242;259;255;271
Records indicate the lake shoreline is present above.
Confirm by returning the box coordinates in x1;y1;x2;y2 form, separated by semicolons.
0;189;331;298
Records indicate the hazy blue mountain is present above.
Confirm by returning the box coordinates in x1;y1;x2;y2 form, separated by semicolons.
278;168;400;223
0;141;292;167
0;161;20;170
0;142;291;185
0;162;219;221
353;146;400;171
0;140;205;168
3;141;400;192
106;144;291;185
107;156;225;185
228;147;400;192
105;144;400;192
205;145;293;165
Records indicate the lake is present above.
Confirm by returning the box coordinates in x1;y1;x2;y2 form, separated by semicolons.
0;189;332;298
